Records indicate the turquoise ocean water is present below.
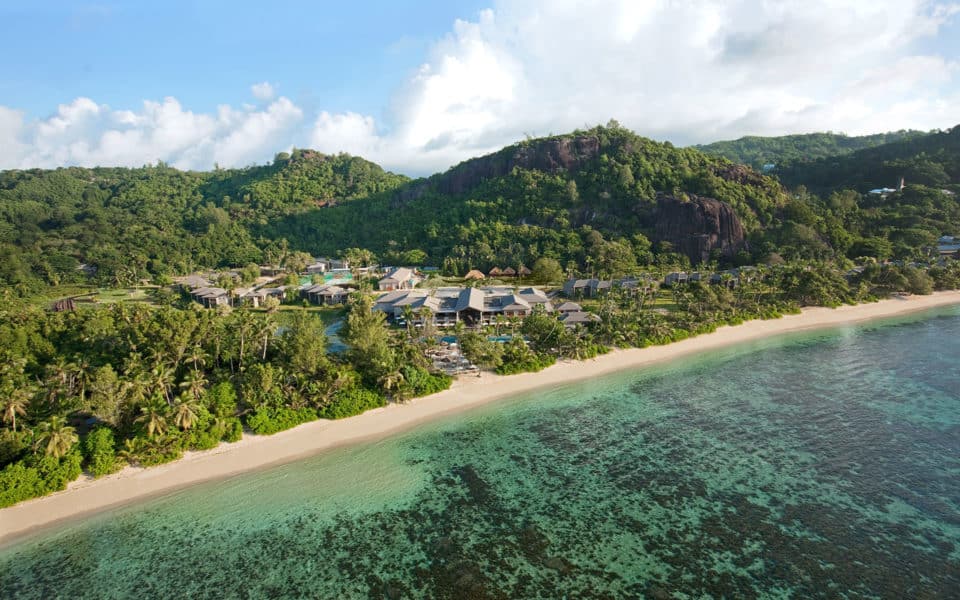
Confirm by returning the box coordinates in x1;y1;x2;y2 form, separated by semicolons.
2;308;959;598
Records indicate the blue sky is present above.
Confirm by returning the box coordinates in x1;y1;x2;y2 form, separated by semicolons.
1;1;958;174
0;1;488;119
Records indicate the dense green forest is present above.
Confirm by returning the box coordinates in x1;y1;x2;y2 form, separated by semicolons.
776;126;960;193
695;130;927;170
0;150;407;294
3;123;958;296
261;124;789;274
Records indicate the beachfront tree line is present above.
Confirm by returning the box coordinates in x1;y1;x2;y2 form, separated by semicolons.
0;301;449;507
3;257;960;507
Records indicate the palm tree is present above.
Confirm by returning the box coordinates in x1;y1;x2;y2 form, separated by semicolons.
45;357;78;409
1;391;29;432
172;396;199;431
420;306;435;338
179;370;208;401
378;370;406;397
33;415;78;458
137;396;169;438
186;344;207;375
117;437;143;466
401;305;416;339
150;363;175;405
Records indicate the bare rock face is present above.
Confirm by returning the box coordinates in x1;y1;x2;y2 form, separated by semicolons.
395;136;601;204
711;163;767;187
437;135;600;195
653;194;747;264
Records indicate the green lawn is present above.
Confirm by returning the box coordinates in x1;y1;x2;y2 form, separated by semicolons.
25;285;158;309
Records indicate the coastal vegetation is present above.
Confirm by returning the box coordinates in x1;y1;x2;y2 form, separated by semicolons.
1;122;959;507
0;299;449;507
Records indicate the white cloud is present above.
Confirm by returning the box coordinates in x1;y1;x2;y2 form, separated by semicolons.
3;96;304;170
308;0;960;172
2;1;959;174
251;82;276;102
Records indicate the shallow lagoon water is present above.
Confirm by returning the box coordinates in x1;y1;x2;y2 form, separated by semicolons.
2;308;959;598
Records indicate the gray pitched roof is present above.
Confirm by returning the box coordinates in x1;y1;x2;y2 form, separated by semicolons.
559;311;600;325
500;295;531;311
454;287;486;312
380;267;418;284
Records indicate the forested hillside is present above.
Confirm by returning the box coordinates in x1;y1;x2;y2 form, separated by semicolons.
776;125;960;193
262;124;788;274
0;151;407;293
696;130;927;170
2;123;959;296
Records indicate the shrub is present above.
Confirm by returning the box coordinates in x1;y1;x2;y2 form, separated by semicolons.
204;381;239;418
223;418;244;442
319;386;386;420
83;427;119;478
496;338;556;375
0;450;83;508
245;406;318;435
401;366;452;397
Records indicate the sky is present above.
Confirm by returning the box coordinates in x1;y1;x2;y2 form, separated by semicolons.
1;0;958;175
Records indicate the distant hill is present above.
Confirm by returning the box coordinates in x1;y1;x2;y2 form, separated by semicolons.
695;130;928;170
3;123;959;294
262;124;789;271
0;150;407;291
775;125;960;193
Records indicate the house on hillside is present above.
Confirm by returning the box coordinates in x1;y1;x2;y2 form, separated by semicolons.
563;279;592;297
556;301;582;314
306;259;328;275
463;269;486;281
378;267;421;291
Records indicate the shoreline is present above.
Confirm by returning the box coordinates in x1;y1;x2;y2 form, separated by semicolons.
3;291;960;546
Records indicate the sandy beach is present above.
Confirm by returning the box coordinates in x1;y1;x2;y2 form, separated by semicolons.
3;290;960;545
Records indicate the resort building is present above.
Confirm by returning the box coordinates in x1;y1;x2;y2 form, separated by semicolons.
300;284;351;305
189;287;230;308
559;311;602;328
374;286;556;328
378;267;422;291
563;276;651;297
